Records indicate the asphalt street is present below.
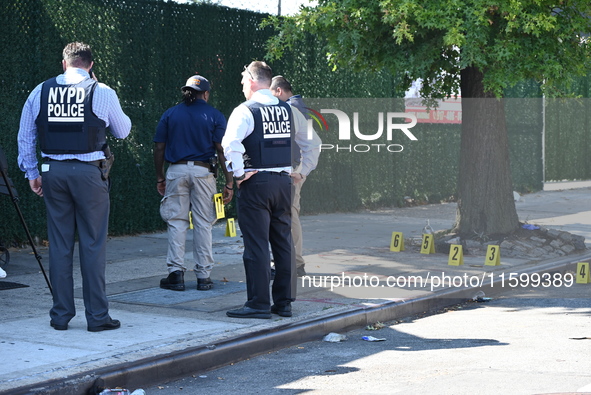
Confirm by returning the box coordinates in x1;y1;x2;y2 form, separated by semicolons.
145;284;591;395
1;185;591;394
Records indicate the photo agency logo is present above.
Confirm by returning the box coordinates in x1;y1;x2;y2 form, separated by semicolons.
305;99;418;153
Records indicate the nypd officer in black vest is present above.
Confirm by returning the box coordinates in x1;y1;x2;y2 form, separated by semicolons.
222;61;310;319
17;42;131;331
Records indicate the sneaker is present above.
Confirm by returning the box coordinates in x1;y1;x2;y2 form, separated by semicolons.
197;277;213;291
0;266;6;279
160;270;185;291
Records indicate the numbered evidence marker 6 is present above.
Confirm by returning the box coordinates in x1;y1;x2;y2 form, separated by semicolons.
448;244;464;266
390;232;405;252
485;245;501;266
576;262;591;284
420;234;435;254
225;218;237;237
214;193;225;219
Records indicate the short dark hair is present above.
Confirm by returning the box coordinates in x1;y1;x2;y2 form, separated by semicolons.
245;61;272;84
182;88;205;105
270;75;293;93
63;42;92;68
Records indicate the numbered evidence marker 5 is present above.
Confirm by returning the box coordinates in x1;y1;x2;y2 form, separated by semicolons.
576;262;591;284
214;193;225;219
225;218;237;237
420;234;435;254
485;245;501;266
390;232;405;252
448;244;464;266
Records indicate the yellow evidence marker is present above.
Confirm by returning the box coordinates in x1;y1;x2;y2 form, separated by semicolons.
225;218;237;237
214;193;225;219
420;234;435;254
485;245;501;266
390;232;405;252
189;211;193;230
448;244;464;266
576;262;590;284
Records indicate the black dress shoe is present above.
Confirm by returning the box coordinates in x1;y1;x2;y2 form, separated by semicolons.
226;306;271;319
87;319;121;332
271;303;292;317
160;270;185;291
197;277;213;291
50;321;68;331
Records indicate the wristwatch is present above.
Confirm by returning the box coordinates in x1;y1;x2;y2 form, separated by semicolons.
235;173;246;181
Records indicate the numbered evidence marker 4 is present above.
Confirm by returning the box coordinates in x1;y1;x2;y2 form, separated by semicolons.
225;218;237;237
214;193;225;219
576;262;590;284
420;234;435;254
485;245;501;266
448;244;464;266
390;232;405;252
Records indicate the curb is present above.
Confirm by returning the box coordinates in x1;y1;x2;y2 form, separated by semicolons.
6;253;590;395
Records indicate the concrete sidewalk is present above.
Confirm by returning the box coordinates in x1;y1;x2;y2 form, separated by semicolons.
1;187;591;394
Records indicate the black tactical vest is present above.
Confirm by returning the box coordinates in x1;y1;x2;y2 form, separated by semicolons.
36;77;107;154
242;100;292;169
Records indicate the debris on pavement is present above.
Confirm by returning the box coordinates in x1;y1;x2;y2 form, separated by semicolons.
362;336;386;342
365;322;386;331
323;332;347;342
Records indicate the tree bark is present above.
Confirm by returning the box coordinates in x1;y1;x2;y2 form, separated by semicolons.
455;66;519;238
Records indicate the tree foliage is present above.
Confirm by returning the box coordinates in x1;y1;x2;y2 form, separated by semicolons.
265;0;591;237
265;0;591;99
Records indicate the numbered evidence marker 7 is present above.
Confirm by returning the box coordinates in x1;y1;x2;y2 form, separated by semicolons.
448;244;464;266
214;193;225;219
576;262;590;284
390;232;405;252
225;218;237;237
485;245;501;266
420;234;435;254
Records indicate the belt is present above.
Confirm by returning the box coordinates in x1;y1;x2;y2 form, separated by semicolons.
171;160;209;168
48;159;103;167
258;170;290;176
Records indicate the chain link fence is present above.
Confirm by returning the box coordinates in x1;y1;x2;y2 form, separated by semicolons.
0;0;561;245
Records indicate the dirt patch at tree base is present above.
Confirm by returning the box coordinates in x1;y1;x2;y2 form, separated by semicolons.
433;223;586;259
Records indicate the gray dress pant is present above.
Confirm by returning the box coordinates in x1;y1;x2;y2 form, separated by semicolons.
43;160;111;327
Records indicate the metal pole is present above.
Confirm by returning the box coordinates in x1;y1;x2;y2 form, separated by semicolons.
278;0;281;16
0;167;53;295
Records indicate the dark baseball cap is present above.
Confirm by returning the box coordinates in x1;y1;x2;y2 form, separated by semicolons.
182;75;210;92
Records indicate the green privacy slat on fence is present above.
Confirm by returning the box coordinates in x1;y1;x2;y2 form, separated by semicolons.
0;0;546;244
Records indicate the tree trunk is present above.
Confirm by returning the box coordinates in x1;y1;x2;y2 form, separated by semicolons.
455;66;519;238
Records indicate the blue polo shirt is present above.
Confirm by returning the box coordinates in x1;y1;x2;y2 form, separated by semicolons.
154;99;227;163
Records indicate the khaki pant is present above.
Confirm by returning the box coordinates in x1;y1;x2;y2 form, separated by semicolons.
160;163;216;279
291;177;305;269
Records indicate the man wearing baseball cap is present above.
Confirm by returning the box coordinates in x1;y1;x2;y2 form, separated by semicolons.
153;75;233;292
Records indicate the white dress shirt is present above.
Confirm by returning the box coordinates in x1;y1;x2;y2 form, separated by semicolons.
222;89;321;178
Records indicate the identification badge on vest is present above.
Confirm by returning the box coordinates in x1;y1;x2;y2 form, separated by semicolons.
47;86;86;123
260;106;291;139
259;106;291;166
